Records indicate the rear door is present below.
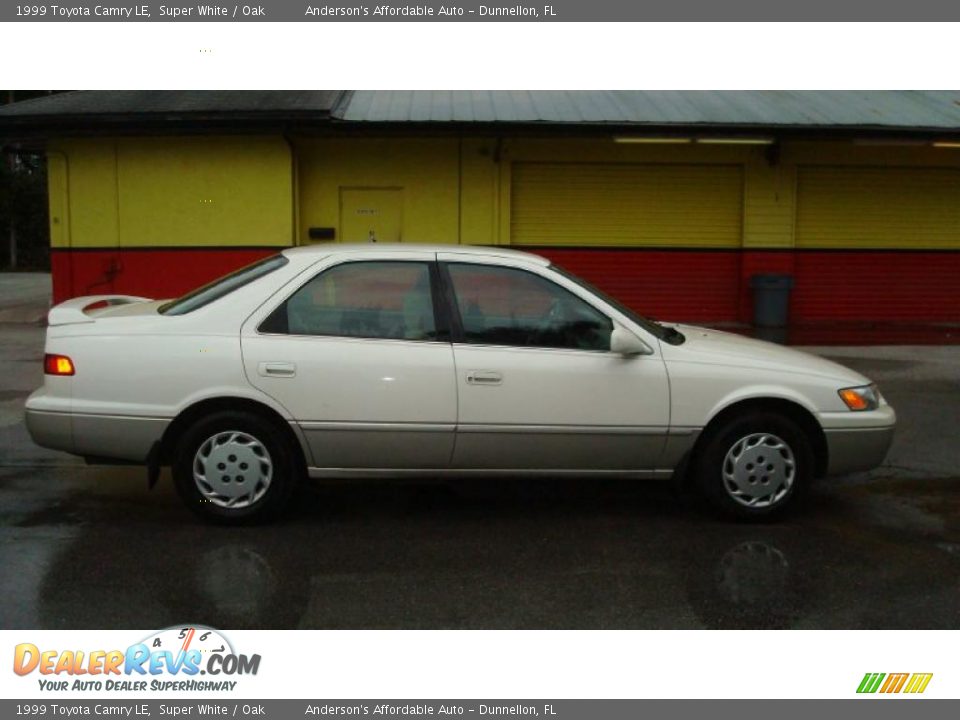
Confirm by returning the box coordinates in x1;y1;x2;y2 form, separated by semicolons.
241;251;457;469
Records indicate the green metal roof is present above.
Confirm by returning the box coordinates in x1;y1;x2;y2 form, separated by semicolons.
338;91;960;129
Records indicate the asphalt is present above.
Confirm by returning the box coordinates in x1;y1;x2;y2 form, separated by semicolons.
0;274;958;629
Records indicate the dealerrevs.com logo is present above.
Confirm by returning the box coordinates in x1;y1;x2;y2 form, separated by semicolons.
857;673;933;695
13;626;260;692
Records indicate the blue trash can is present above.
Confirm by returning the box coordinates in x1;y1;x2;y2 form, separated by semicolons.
750;274;794;328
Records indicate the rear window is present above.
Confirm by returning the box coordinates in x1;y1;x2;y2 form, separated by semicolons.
159;254;289;316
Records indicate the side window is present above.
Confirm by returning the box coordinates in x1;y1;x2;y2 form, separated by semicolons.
260;261;439;341
446;263;613;351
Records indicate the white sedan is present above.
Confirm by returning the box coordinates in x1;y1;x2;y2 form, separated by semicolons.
26;244;895;522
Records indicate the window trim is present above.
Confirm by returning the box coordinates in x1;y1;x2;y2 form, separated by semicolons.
255;258;450;344
439;260;616;354
437;262;465;343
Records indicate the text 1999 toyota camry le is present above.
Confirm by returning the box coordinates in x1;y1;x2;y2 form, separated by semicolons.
26;245;895;522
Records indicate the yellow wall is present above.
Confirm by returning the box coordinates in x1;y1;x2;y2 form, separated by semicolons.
295;137;460;245
293;136;773;248
48;133;960;253
47;136;294;249
459;137;499;247
46;141;119;249
46;153;70;248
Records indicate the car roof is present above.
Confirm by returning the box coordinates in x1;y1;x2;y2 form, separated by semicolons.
281;243;550;266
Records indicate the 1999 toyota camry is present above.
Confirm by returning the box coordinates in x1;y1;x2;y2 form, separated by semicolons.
26;245;895;523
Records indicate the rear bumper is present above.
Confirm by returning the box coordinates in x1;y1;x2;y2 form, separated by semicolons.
25;408;169;463
24;408;74;454
824;424;896;476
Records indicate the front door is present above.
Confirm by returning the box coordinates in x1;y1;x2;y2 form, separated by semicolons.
439;256;671;471
241;253;456;469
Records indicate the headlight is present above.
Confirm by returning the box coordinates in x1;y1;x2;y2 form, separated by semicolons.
838;384;881;411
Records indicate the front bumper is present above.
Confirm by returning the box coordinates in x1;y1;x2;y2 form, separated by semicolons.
821;403;896;476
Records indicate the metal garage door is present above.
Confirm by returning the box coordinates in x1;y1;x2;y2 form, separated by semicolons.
794;166;960;322
510;162;744;247
509;162;744;321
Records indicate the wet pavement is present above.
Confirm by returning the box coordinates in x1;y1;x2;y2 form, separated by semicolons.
1;281;959;629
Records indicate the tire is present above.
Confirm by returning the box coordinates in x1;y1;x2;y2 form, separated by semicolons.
694;411;813;521
172;410;302;524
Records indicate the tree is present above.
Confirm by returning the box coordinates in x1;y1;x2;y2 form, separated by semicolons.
0;149;49;270
0;90;57;270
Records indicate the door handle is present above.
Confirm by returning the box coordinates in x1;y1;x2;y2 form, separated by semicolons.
258;361;296;378
466;370;502;386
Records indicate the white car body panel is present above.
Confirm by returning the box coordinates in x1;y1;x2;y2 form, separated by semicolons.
242;333;458;469
659;325;892;430
449;343;670;470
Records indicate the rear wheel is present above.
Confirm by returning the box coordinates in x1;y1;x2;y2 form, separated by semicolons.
173;410;301;524
694;411;813;520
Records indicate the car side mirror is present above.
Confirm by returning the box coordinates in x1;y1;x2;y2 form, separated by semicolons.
610;323;652;357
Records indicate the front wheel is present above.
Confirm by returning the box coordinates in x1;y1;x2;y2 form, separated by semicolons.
694;411;813;520
173;410;301;524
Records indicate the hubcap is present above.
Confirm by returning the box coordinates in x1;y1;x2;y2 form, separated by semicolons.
721;432;796;508
193;431;273;509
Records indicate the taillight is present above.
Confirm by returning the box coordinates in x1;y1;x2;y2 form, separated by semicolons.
44;353;75;376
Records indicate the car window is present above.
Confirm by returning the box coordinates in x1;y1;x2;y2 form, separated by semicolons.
159;254;289;316
445;263;613;351
549;263;683;345
260;261;439;341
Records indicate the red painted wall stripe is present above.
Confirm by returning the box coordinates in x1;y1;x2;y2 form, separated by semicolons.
791;251;960;322
51;247;960;327
533;247;960;325
539;248;742;323
51;248;282;304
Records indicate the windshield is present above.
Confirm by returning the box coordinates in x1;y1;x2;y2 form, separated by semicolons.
159;254;289;316
549;263;683;344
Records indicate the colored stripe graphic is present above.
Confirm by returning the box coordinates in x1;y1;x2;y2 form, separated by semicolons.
904;674;934;694
857;673;886;694
880;673;909;693
857;672;932;694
